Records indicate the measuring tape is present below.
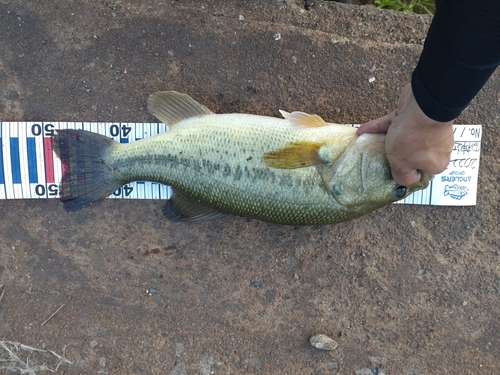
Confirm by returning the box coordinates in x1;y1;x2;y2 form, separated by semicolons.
0;122;171;201
0;122;481;206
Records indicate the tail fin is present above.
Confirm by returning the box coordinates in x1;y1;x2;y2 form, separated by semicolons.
52;129;122;211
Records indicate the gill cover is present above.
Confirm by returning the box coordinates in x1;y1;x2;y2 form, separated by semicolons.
319;134;416;211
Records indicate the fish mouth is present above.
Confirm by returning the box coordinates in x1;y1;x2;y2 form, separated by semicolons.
414;171;432;191
405;171;432;195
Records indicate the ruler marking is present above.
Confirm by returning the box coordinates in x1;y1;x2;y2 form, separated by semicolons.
19;123;31;197
10;138;21;185
108;122;122;199
132;123;142;199
137;181;145;198
0;122;5;200
109;123;119;143
52;122;65;198
9;123;21;197
34;124;47;198
27;137;38;183
2;123;13;198
124;123;134;199
428;179;433;204
148;122;155;137
162;185;171;200
152;183;159;200
9;123;22;198
43;137;55;184
0;133;4;185
108;125;119;197
0;141;4;185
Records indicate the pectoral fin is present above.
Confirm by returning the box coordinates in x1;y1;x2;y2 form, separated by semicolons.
164;189;226;222
262;141;324;169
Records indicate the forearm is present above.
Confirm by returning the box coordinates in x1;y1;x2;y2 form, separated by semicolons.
412;0;500;122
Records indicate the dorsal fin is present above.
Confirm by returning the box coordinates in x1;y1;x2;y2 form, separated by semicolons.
147;91;213;127
279;109;291;119
262;141;325;169
288;111;327;128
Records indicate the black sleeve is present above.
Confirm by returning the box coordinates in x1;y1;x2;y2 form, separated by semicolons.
411;0;500;122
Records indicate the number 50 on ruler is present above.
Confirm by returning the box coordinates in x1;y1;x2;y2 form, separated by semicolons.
0;122;171;200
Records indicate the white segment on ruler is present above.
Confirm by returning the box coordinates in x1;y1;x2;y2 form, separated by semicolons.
0;122;480;206
9;122;22;198
0;122;7;199
54;122;66;198
34;123;46;198
19;122;31;198
53;122;65;199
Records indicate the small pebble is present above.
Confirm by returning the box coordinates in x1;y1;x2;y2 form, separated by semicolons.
324;362;339;371
368;356;387;367
246;356;263;368
98;357;106;367
355;366;385;375
309;334;338;351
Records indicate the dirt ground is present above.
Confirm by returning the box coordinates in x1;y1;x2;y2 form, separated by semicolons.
1;1;499;374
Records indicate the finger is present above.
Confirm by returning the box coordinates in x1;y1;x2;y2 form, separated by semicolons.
390;167;421;187
357;111;396;135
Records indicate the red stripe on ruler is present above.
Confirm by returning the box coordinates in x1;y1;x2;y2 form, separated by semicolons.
43;137;55;183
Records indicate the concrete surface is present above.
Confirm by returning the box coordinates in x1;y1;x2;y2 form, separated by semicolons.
0;1;499;374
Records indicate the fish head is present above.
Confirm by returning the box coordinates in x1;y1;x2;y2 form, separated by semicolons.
321;133;430;213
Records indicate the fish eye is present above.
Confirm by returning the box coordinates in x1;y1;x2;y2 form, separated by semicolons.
394;185;407;198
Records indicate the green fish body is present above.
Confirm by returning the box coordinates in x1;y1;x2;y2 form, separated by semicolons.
52;92;429;225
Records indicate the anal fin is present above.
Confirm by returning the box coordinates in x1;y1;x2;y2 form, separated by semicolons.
164;189;226;223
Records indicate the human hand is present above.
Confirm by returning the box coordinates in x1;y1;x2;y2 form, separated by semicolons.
357;84;455;186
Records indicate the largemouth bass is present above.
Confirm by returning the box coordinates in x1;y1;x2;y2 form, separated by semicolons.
51;91;430;225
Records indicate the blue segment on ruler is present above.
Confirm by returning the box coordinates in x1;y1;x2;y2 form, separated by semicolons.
27;137;38;183
10;138;21;184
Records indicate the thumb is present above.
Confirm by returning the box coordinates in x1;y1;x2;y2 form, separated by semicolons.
357;110;396;135
390;166;421;187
